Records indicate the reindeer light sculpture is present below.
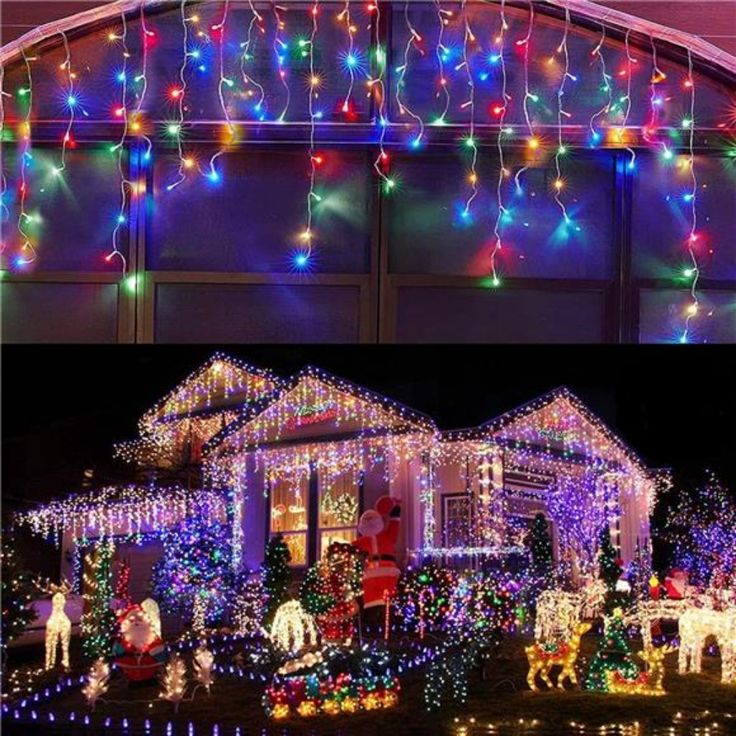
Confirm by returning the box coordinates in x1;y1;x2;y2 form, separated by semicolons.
37;579;73;670
679;607;736;685
526;621;592;691
606;644;676;695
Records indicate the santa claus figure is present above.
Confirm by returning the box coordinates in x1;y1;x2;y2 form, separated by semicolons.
664;569;688;600
352;496;402;611
113;603;166;682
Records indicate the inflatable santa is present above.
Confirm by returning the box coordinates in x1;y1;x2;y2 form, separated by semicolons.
664;569;688;600
351;496;401;609
113;603;166;682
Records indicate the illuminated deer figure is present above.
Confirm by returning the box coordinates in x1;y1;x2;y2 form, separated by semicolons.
606;644;676;696
526;621;592;691
679;607;736;685
37;578;73;670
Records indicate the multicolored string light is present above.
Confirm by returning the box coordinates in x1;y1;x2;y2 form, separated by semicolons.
490;0;510;288
645;38;669;159
459;1;478;220
208;0;233;183
166;0;190;191
337;0;357;115
621;29;637;171
298;0;322;266
56;32;75;176
368;2;392;193
397;0;424;150
589;23;612;145
432;0;451;126
515;0;536;193
273;2;291;124
552;7;572;225
16;47;36;265
132;1;154;163
680;49;700;344
108;11;130;273
241;1;266;118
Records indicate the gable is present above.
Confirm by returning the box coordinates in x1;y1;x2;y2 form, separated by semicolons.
486;391;640;469
211;372;434;454
142;355;278;430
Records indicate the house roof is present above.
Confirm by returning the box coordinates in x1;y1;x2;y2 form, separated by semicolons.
2;0;734;78
204;365;437;454
140;352;280;428
441;386;647;471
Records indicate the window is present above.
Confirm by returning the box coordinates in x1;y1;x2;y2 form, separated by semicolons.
270;476;309;566
443;494;472;548
318;467;360;559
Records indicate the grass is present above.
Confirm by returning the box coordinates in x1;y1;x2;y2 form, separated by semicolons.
3;633;735;735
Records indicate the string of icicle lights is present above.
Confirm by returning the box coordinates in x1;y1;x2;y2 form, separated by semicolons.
1;0;733;342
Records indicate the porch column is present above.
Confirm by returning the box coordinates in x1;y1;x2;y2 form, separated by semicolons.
419;452;436;550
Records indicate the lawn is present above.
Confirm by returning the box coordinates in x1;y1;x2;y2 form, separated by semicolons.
3;633;735;735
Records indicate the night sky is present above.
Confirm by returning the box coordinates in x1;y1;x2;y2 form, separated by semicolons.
3;346;735;517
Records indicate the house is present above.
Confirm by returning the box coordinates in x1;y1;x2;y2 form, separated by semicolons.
16;354;654;599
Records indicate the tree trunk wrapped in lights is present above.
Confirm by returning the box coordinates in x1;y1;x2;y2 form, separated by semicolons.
193;644;214;694
82;658;110;710
159;652;188;713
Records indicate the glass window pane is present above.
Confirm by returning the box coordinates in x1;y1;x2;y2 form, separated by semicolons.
318;467;359;530
149;149;371;273
1;282;119;343
319;530;356;560
153;283;361;342
281;533;308;567
638;288;736;343
632;154;736;281
2;147;129;272
395;286;606;343
270;477;309;534
388;153;615;279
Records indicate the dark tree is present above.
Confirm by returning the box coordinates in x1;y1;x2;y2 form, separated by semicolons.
261;534;292;624
527;513;554;586
0;539;37;653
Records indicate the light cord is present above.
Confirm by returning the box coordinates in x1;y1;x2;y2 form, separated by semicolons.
589;23;612;143
681;48;699;344
166;0;190;191
108;10;129;273
514;0;535;193
552;6;571;223
490;0;510;287
338;0;356;114
396;0;425;149
241;1;266;116
208;0;233;182
433;0;451;125
57;31;75;174
460;0;478;218
273;1;290;123
300;0;320;258
16;47;37;264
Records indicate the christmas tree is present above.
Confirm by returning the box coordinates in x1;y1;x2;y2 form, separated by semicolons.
0;540;37;651
152;516;235;627
527;513;554;587
597;525;626;613
81;540;118;659
584;608;640;691
261;534;292;624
